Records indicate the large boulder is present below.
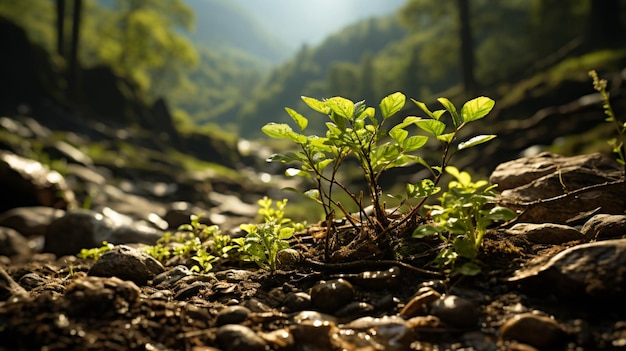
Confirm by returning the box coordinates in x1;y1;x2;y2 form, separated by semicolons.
490;152;625;224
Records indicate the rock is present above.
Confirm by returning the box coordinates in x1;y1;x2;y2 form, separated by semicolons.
342;315;413;350
581;214;626;240
500;223;585;244
429;295;479;328
490;152;621;190
499;313;567;349
508;238;626;300
283;291;312;312
0;150;76;213
63;276;141;317
153;265;193;288
491;152;625;224
215;305;251;326
44;209;116;256
163;201;214;229
0;226;31;257
88;245;165;285
258;328;295;350
44;208;164;257
399;288;441;318
17;272;46;290
215;324;267;351
291;319;339;351
0;265;27;300
310;278;355;313
0;206;65;237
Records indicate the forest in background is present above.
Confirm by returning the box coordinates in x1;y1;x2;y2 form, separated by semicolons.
1;0;626;139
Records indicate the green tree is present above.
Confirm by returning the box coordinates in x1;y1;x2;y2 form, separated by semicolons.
95;0;199;97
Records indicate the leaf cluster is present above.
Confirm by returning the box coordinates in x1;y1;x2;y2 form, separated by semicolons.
413;167;516;275
78;199;302;273
262;92;504;266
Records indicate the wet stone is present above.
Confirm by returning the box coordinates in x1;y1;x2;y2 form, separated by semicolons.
310;278;355;313
334;301;375;320
215;324;267;351
499;313;567;349
341;315;413;351
215;305;251;326
399;287;441;318
174;281;210;301
429;295;479;328
283;291;312;312
153;265;192;288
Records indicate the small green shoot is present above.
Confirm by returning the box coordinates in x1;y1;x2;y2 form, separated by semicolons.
77;241;114;260
413;166;516;275
589;70;626;171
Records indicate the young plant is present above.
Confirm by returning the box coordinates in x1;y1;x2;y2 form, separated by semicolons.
77;241;114;260
413;166;516;275
589;70;626;171
239;197;301;271
262;93;499;260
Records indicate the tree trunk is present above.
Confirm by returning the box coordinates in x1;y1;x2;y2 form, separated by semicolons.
55;0;65;57
586;0;624;49
456;0;476;92
68;0;82;93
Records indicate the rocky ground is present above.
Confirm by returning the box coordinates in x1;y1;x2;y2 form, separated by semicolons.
1;125;626;351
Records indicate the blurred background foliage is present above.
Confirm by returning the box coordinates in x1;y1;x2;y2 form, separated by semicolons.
1;0;625;138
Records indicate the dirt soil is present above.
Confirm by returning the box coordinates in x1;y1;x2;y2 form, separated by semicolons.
0;226;624;351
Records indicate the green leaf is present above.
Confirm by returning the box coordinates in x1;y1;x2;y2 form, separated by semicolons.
416;119;446;136
453;236;478;259
380;92;406;119
458;134;497;150
279;228;294;239
285;107;308;131
285;168;310;178
457;262;481;276
262;123;306;143
389;127;408;143
301;96;329;114
412;225;441;238
402;135;428;152
437;132;455;143
327;96;355;120
461;96;495;122
484;206;517;221
304;189;320;200
437;97;460;127
406;179;441;198
262;123;293;139
411;99;434;118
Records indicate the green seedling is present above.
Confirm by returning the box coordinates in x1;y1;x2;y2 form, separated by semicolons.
589;70;626;171
77;241;114;260
413;166;516;275
239;197;301;271
262;93;502;263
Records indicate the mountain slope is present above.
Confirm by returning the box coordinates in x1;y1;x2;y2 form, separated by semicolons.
185;0;291;64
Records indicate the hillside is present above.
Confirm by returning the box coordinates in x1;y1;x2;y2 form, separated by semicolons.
185;0;291;64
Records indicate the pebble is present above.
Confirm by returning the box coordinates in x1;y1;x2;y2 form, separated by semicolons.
153;265;192;288
331;266;400;289
290;319;338;351
499;312;567;349
399;287;441;318
63;276;141;317
334;301;375;319
88;245;165;285
581;214;626;240
342;315;413;351
283;291;312;312
310;278;355;313
429;295;479;328
17;272;46;290
215;305;251;326
215;324;267;351
258;328;295;350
